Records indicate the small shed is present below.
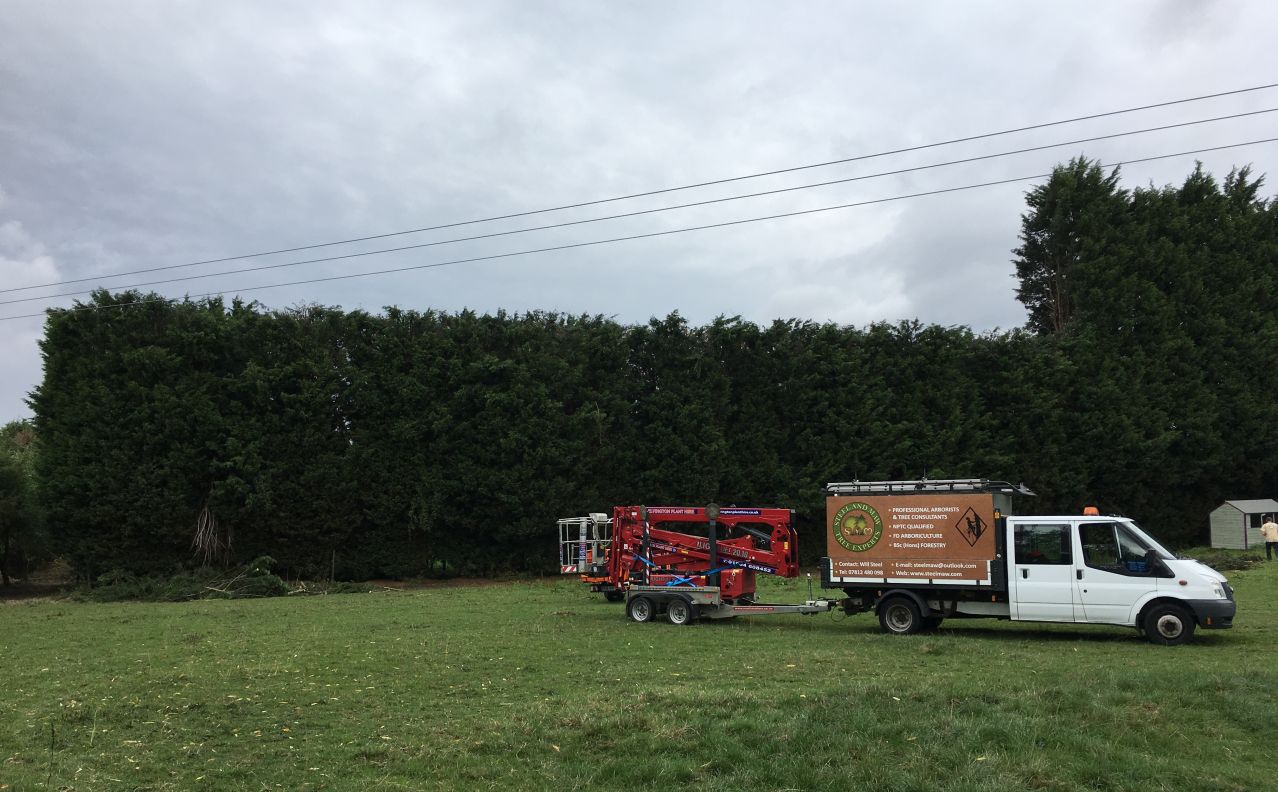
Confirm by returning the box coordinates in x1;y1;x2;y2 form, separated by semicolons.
1210;499;1278;549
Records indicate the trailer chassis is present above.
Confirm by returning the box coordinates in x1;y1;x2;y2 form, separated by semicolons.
624;585;836;625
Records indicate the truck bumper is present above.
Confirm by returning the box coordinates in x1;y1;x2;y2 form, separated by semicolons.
1186;599;1236;629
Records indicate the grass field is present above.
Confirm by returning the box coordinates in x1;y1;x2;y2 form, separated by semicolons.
3;560;1276;791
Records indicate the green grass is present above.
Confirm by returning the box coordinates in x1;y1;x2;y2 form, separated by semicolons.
3;563;1277;791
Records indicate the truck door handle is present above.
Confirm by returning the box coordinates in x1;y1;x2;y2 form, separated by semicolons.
1076;569;1083;580
1021;569;1028;578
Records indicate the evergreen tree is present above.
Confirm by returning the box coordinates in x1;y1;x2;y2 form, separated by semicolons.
1014;157;1127;335
0;420;46;584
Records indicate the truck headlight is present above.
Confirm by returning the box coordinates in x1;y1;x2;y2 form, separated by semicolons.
1210;582;1226;599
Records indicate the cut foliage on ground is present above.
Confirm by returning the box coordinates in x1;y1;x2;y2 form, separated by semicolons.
2;563;1276;791
70;557;381;603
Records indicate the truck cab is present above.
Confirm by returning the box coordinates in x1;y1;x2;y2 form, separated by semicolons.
1008;515;1234;642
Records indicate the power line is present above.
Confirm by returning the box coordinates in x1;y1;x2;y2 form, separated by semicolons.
3;137;1272;324
5;107;1275;308
4;81;1277;296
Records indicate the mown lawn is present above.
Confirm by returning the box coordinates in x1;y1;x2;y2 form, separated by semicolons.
3;561;1275;791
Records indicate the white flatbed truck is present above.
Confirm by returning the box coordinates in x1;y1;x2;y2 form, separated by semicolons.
823;479;1236;645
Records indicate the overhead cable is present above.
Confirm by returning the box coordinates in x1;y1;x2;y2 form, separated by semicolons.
2;136;1272;323
5;107;1275;308
3;82;1276;296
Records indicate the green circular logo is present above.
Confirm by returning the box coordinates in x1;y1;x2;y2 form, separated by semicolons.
833;502;883;552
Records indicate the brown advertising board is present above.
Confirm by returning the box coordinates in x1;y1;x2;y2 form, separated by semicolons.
826;494;997;584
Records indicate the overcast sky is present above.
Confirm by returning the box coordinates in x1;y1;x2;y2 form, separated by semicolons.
2;1;1276;420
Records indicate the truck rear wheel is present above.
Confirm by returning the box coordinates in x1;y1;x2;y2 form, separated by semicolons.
603;590;624;603
1143;603;1195;646
627;596;656;623
878;596;924;635
666;598;695;626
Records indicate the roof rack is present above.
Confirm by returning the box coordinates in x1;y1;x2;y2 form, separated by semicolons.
824;478;1036;496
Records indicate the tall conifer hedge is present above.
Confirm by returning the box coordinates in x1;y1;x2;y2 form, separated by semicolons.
30;164;1278;579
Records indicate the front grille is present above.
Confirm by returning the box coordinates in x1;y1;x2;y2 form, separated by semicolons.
1222;581;1235;600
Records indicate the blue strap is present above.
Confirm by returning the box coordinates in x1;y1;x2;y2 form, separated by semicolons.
664;565;731;586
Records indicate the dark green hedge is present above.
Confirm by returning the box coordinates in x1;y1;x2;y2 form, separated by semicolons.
30;163;1278;579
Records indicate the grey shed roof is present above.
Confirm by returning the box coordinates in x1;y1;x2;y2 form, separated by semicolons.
1221;499;1278;513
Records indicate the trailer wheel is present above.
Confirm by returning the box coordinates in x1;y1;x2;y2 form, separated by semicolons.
604;590;624;603
878;596;924;635
666;598;695;626
1143;603;1195;646
627;596;656;623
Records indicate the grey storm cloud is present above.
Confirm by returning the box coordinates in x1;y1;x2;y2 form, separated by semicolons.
1;0;1276;418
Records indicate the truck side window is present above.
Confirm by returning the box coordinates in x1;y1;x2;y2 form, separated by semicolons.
1080;523;1121;569
1114;524;1162;574
1014;523;1071;565
1080;522;1163;575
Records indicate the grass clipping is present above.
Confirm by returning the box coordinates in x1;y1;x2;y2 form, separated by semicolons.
78;556;367;602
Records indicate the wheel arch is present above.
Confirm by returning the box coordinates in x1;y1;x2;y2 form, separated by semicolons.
1134;596;1193;629
659;591;696;608
876;589;932;617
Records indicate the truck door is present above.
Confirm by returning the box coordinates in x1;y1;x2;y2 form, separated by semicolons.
1009;521;1077;622
1074;521;1161;625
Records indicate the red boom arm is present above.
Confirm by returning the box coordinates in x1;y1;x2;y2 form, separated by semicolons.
605;505;799;601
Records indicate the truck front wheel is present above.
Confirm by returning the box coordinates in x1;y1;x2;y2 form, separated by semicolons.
1143;603;1195;646
878;597;924;635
